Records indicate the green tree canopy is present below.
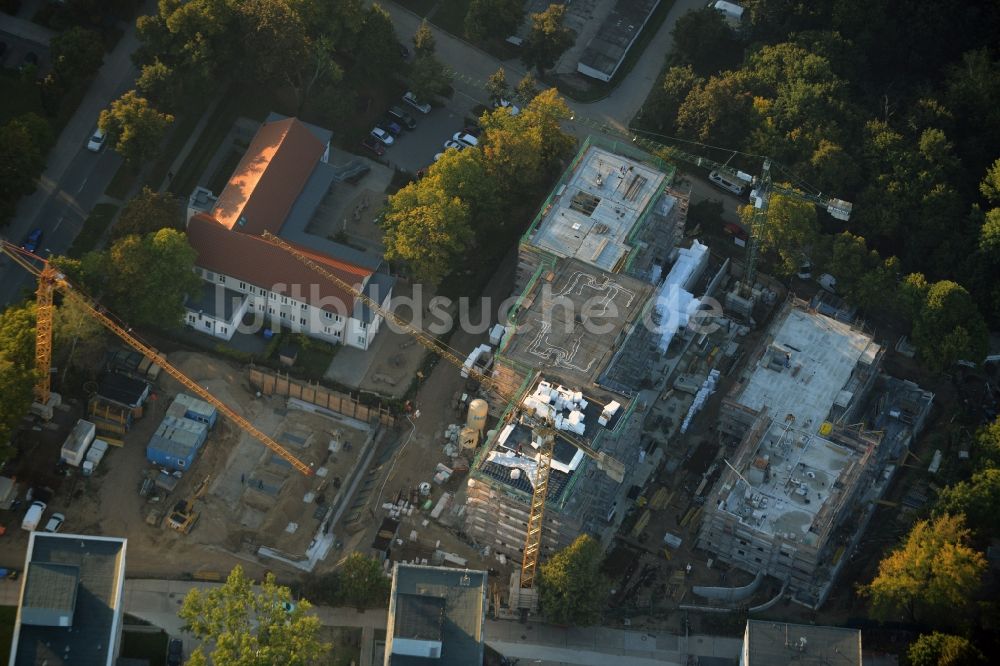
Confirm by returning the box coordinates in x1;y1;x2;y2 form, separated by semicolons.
861;514;986;624
0;115;49;220
99;90;174;167
50;26;104;86
671;8;741;76
338;553;390;609
113;187;182;240
409;53;451;103
907;632;984;666
522;4;573;74
465;0;523;42
349;5;400;84
485;67;509;105
642;64;702;133
981;157;1000;204
0;303;38;463
910;280;988;371
538;534;609;626
935;469;1000;540
179;565;330;665
741;192;818;276
105;229;201;328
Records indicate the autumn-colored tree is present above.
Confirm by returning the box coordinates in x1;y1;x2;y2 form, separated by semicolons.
179;565;330;665
538;534;609;626
935;469;1000;540
0;303;38;464
740;192;818;276
907;632;984;666
861;514;985;625
513;73;540;106
522;4;573;74
485;67;509;105
412;19;436;56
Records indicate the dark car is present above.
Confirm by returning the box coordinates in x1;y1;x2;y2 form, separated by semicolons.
22;228;42;253
387;105;416;130
399;44;410;60
360;135;385;156
380;120;403;136
167;638;183;666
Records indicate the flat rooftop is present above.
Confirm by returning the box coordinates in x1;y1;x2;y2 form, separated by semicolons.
12;533;126;666
745;620;862;666
526;146;665;272
577;0;661;80
735;303;880;433
387;564;486;666
715;420;861;545
501;258;652;391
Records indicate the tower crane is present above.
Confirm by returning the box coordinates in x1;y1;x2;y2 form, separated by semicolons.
0;241;314;477
261;232;626;595
626;132;852;307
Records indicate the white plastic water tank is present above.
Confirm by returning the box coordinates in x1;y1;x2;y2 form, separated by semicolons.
467;399;488;433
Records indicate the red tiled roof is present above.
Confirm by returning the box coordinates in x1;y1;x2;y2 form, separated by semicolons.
212;117;324;235
187;213;371;314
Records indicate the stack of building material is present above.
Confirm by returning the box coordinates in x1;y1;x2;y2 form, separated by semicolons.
87;397;131;445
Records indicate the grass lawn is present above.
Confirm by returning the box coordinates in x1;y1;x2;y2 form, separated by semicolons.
121;629;168;666
106;163;138;200
430;0;471;37
66;203;119;258
549;0;677;103
0;606;15;665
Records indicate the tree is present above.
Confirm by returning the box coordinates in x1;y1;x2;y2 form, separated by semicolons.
381;178;473;285
179;565;330;666
935;469;1000;540
338;553;390;609
0;114;50;215
670;8;741;76
911;280;988;371
641;64;701;132
136;59;185;111
522;4;573;74
823;232;899;311
113;187;182;240
53;297;105;381
676;72;753;147
49;26;104;86
409;53;451;102
861;514;986;624
981;157;1000;203
104;229;201;329
741;192;818;276
412;19;435;56
514;72;539;106
907;632;984;666
485;67;509;105
99;91;174;167
349;5;400;84
465;0;523;42
538;535;609;626
0;303;38;464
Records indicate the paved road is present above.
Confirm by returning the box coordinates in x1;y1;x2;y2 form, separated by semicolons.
0;2;154;306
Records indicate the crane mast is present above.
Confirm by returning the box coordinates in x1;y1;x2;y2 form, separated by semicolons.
0;242;314;477
260;232;625;595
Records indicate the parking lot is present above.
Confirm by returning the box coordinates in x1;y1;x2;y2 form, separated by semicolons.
368;92;484;176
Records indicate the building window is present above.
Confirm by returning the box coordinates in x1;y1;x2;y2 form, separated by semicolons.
360;321;368;329
218;275;225;284
281;296;288;305
188;315;196;323
258;303;265;311
754;557;762;563
357;336;365;345
204;321;211;329
220;326;227;334
299;318;307;326
249;286;256;294
324;311;333;319
239;281;246;290
269;292;276;301
205;271;215;281
268;307;275;315
301;303;307;310
323;326;332;334
280;312;287;319
737;549;745;556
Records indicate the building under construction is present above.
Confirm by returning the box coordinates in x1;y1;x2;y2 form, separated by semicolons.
698;299;934;607
464;137;694;570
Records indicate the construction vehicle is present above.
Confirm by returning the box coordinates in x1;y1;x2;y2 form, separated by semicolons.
0;242;314;477
262;232;626;609
166;499;199;534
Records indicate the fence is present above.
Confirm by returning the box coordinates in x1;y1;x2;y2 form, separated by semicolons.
248;367;395;427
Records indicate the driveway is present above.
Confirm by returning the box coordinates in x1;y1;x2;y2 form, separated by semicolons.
377;98;479;175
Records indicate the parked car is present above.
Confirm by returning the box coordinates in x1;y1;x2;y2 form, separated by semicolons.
380;120;403;136
87;127;107;152
43;512;65;533
370;127;394;146
398;44;410;60
723;223;748;247
360;135;385;156
167;638;183;666
494;98;520;115
21;501;46;531
403;92;431;114
21;228;42;253
387;105;417;130
461;126;482;138
433;152;444;162
443;139;465;152
453;131;478;148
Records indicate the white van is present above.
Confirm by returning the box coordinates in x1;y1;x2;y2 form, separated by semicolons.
708;170;747;196
22;500;47;531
